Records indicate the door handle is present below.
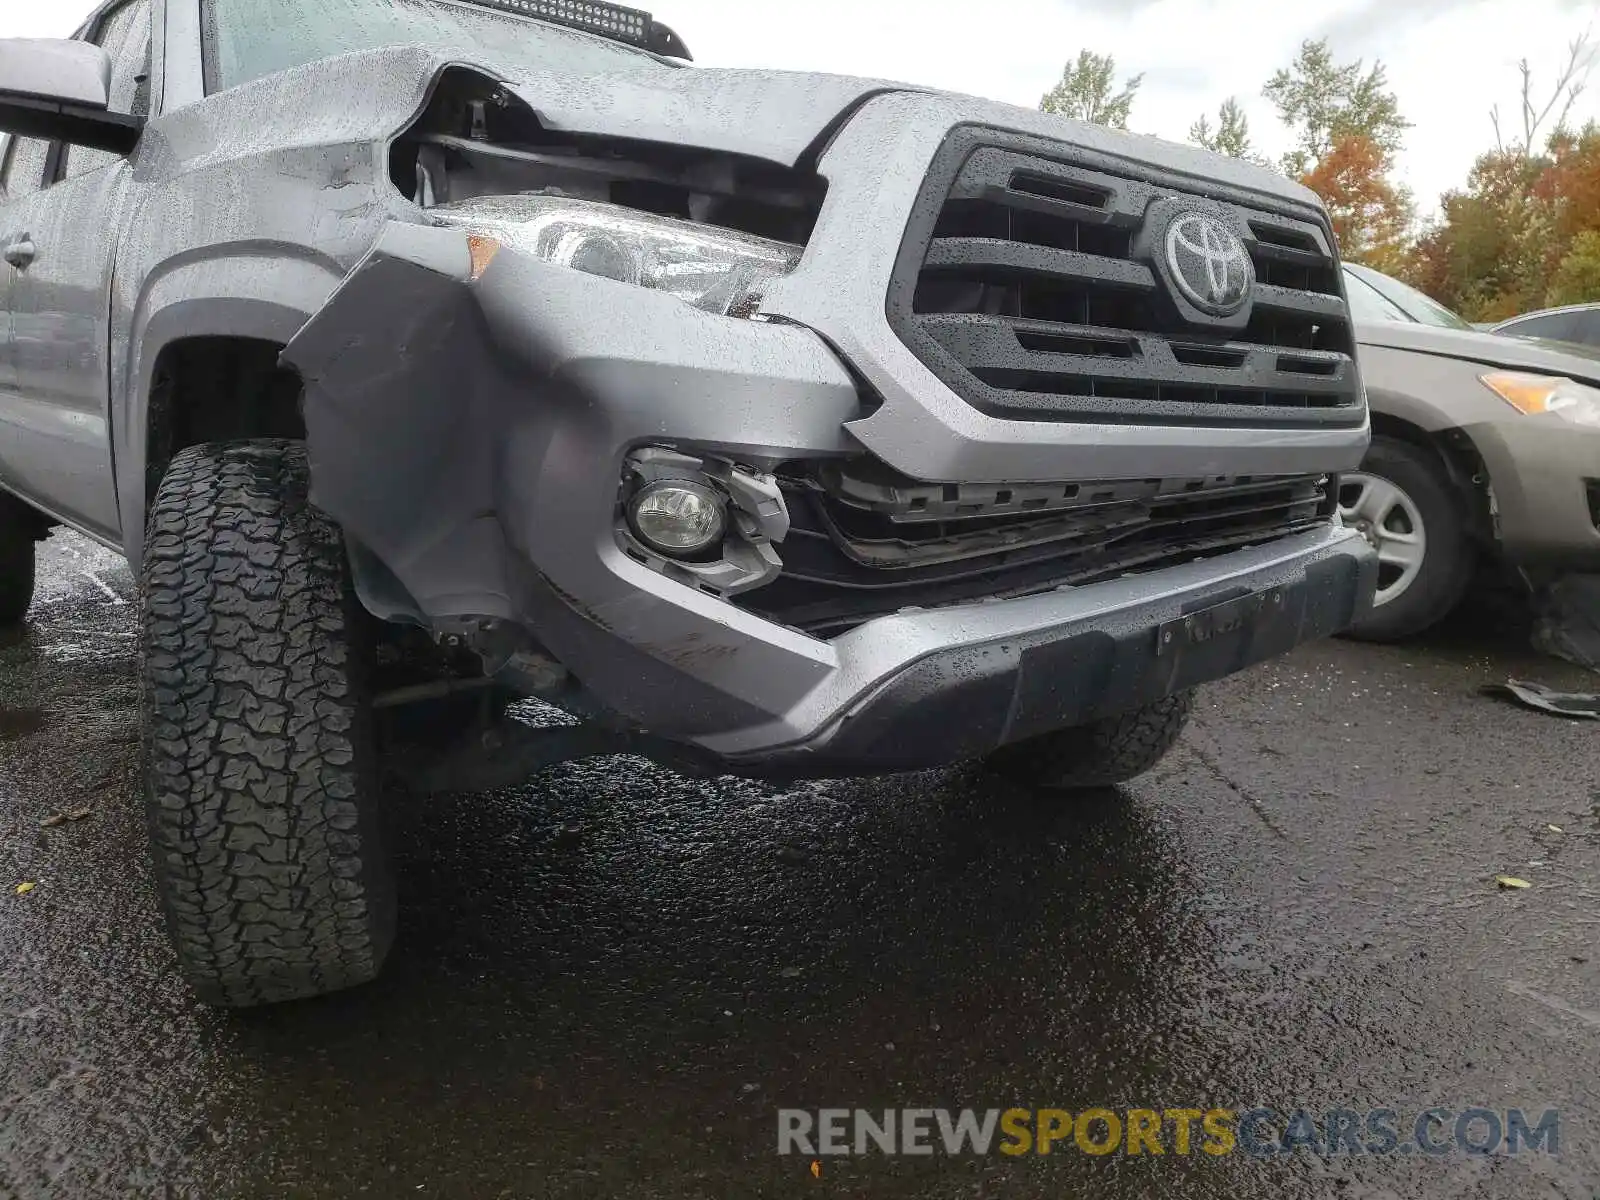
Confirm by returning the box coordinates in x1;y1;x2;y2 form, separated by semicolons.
4;236;36;270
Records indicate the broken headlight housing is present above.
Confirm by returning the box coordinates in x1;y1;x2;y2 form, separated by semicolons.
432;195;801;318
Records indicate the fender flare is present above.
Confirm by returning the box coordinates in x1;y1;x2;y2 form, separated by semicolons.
117;246;348;568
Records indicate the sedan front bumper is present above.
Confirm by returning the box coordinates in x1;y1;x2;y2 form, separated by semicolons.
1463;417;1600;568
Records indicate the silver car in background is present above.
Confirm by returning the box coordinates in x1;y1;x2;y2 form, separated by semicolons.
1342;263;1600;639
1492;302;1600;348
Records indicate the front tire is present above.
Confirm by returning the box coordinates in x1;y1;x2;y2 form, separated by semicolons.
987;693;1195;791
1339;435;1475;642
0;491;40;627
141;441;396;1007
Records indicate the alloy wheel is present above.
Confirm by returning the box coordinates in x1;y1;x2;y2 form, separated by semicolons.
1339;472;1428;606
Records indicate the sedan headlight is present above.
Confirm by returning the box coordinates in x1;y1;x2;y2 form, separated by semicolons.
431;195;802;319
1480;372;1600;427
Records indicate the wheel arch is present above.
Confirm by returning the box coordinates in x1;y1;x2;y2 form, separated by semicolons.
118;248;347;570
1365;410;1495;547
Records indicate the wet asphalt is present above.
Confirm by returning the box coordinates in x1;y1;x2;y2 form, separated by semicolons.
1;532;1598;1199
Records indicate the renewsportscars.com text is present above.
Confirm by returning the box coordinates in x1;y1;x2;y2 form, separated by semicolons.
777;1107;1560;1158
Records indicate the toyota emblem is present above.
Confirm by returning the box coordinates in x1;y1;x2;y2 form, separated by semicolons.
1164;212;1254;316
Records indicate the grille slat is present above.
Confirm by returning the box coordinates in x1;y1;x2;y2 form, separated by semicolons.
949;146;1160;225
887;127;1364;429
1252;283;1348;320
1248;239;1328;270
919;315;1356;403
923;238;1157;291
737;463;1337;636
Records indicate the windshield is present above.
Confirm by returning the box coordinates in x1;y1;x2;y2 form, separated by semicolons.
204;0;670;93
1343;268;1411;325
1343;264;1473;330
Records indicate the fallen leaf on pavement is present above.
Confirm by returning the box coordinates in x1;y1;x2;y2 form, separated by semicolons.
40;809;93;830
1496;876;1533;890
14;882;35;895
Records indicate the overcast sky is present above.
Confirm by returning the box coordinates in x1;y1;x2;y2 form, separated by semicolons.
5;0;1598;212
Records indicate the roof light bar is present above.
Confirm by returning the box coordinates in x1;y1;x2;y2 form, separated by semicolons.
463;0;656;50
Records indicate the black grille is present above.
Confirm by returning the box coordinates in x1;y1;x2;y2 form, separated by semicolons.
738;460;1337;636
888;126;1364;429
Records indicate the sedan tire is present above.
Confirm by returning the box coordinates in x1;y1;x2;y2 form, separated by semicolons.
1340;435;1475;642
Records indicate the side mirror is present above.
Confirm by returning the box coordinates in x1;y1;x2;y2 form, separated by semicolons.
0;39;143;156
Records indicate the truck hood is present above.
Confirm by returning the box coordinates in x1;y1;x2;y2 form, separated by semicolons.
499;61;1311;197
266;48;1231;202
161;45;1319;212
1357;319;1600;384
501;65;919;165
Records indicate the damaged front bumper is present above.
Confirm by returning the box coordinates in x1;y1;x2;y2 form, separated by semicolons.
284;222;1376;775
1462;417;1600;570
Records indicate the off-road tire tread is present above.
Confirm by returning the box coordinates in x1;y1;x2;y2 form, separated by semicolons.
0;493;38;627
991;692;1196;791
140;440;395;1007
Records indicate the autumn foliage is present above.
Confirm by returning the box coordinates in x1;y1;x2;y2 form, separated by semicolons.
1402;126;1600;320
1299;134;1414;277
1298;33;1600;320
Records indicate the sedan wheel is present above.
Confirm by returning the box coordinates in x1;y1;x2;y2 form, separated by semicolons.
1339;472;1428;607
1338;435;1475;643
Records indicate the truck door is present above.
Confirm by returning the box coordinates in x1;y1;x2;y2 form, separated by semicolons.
0;133;62;512
1;0;151;541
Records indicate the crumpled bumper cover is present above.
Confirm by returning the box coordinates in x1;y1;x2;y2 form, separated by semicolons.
1461;417;1600;568
721;530;1375;776
283;222;1377;772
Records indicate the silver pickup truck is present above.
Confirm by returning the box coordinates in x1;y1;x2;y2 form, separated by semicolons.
0;0;1376;1007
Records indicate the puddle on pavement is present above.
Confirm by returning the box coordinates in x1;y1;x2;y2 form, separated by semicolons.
0;708;48;742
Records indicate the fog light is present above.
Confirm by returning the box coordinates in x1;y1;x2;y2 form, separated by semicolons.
628;480;727;557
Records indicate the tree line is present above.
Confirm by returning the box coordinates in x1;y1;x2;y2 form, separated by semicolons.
1038;31;1600;321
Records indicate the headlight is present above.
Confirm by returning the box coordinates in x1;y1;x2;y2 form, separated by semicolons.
431;195;801;319
1480;372;1600;427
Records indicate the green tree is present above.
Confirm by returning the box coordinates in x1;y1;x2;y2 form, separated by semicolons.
1263;39;1410;175
1189;97;1257;160
1407;150;1550;320
1546;229;1600;305
1040;50;1143;128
